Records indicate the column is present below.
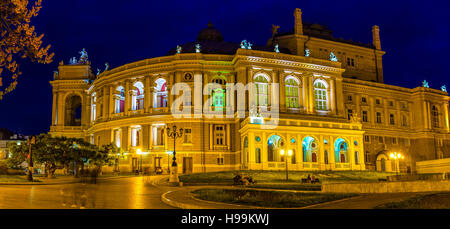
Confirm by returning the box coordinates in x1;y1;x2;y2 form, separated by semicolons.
144;76;151;113
444;103;450;132
278;71;286;112
335;78;345;117
125;80;130;115
209;124;213;150
226;124;231;151
302;76;308;113
51;92;57;126
108;86;113;117
309;75;314;113
57;92;64;126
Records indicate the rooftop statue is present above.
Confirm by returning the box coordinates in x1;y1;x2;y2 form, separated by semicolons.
105;62;109;71
97;68;101;76
305;49;310;57
350;113;361;123
78;48;89;64
274;44;280;53
176;45;182;54
330;52;338;62
69;57;77;65
422;80;430;88
441;85;447;92
240;40;252;50
195;44;201;53
271;25;280;37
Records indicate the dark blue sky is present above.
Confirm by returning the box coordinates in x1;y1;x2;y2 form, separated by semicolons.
1;0;449;135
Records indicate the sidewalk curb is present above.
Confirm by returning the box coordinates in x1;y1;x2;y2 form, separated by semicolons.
160;186;360;209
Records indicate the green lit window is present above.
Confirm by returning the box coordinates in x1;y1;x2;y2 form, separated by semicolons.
285;77;299;108
314;80;328;111
254;74;269;106
212;88;225;110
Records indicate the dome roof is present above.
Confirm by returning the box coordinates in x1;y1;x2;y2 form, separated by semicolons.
196;22;224;42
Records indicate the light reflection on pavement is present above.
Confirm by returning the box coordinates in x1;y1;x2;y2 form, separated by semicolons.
0;177;175;209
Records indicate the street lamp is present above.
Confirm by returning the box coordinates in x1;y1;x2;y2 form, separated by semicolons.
280;149;293;181
136;148;143;173
166;125;183;183
389;152;404;175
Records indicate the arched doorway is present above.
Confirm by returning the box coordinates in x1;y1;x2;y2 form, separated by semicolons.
65;94;82;126
376;152;390;172
268;135;284;162
303;136;318;162
334;138;348;163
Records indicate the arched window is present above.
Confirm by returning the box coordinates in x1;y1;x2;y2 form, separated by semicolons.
255;148;261;163
432;105;439;128
254;74;269;107
303;136;318;162
65;94;82;126
268;135;284;162
154;79;168;108
334;138;348;163
314;80;328;111
91;93;97;122
212;78;226;111
114;86;125;113
132;82;144;111
285;76;300;108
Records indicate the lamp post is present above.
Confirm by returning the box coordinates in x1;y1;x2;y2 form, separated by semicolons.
27;136;35;182
389;152;404;175
280;149;293;181
166;125;183;183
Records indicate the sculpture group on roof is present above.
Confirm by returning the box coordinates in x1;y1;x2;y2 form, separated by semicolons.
240;40;253;50
330;52;338;62
69;48;89;65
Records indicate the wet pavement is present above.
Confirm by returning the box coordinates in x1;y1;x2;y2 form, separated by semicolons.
0;177;175;209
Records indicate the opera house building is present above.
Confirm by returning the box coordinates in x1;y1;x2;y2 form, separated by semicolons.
49;9;450;174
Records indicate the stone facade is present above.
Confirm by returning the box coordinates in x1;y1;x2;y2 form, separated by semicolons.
49;8;449;174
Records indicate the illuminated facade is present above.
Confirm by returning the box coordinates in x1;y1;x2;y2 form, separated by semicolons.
49;8;450;174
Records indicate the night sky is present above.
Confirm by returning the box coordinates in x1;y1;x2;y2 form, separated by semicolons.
1;0;449;135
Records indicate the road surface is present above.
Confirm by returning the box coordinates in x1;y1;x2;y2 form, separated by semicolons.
0;177;175;209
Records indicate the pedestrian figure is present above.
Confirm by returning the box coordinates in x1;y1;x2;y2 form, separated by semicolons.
307;174;311;183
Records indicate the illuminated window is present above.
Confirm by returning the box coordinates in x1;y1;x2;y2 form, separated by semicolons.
114;86;125;113
91;93;97;122
285;77;300;108
154;78;168;108
152;125;165;145
214;125;225;145
254;74;269;107
217;157;224;165
314;80;328;111
432;105;439;128
348;109;353;120
131;82;144;111
114;129;121;148
355;151;360;164
255;148;261;163
131;126;141;147
376;99;381;105
376;112;382;123
362;111;368;122
184;129;192;143
361;97;367;103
